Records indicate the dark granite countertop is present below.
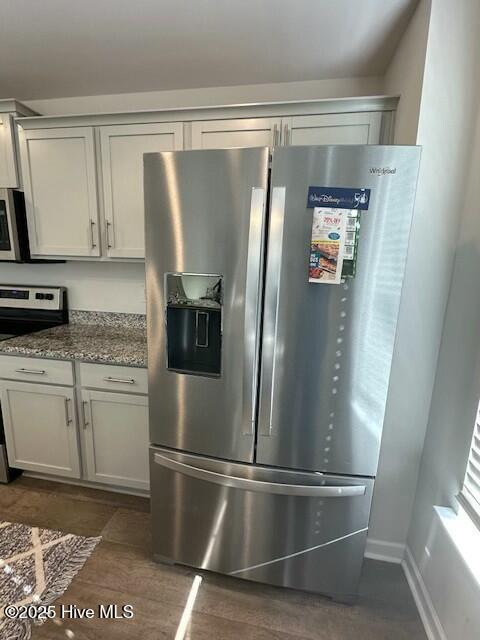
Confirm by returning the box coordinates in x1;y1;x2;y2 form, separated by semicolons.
0;311;147;368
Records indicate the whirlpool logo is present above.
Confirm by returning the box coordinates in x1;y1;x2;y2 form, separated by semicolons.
369;166;397;175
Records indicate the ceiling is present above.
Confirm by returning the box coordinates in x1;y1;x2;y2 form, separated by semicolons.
0;0;417;100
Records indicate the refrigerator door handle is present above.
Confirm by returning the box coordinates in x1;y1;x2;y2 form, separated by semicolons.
154;452;366;497
243;187;267;435
261;186;286;436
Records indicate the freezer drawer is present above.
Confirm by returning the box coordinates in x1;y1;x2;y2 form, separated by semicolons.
150;446;374;599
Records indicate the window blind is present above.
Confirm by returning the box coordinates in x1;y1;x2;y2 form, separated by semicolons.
458;403;480;529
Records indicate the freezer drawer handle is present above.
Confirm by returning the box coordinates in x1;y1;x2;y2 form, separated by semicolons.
154;453;366;497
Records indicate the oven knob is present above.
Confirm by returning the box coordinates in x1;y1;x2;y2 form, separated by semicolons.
45;294;54;300
36;293;45;299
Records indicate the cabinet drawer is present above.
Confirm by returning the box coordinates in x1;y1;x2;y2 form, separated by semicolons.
0;355;73;386
80;363;148;394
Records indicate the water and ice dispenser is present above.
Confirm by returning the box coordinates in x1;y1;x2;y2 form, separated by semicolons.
165;274;222;377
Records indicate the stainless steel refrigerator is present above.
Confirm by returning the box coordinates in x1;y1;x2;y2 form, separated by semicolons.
144;145;420;601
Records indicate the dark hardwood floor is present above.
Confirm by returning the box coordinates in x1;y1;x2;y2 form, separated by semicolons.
0;476;426;639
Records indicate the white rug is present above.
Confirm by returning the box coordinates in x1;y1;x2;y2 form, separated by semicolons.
0;521;100;640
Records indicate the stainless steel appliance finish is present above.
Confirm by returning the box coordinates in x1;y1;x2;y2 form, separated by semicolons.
257;146;421;476
0;189;29;262
145;148;269;463
145;145;421;598
0;284;67;340
151;446;374;600
0;285;68;483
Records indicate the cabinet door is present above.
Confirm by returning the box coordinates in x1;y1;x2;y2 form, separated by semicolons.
0;381;80;478
191;118;281;149
82;390;149;490
0;114;19;187
100;123;183;258
283;112;382;146
19;126;100;257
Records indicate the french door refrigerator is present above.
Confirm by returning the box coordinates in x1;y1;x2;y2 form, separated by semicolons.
145;145;420;600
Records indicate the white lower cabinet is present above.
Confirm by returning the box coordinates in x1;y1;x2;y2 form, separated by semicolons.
0;357;149;492
81;389;149;490
0;381;80;478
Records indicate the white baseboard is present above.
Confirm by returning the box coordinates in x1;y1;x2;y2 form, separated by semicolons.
22;471;149;498
364;537;405;563
402;546;446;640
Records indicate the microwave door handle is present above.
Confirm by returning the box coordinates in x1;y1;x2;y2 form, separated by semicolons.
154;453;366;497
242;187;266;435
0;189;21;261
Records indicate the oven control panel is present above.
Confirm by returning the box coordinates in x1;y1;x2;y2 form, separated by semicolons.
0;286;65;310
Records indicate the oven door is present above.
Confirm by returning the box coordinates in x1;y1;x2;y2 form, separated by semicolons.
0;189;20;261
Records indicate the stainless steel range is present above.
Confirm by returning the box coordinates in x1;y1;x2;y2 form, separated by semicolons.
0;285;68;483
144;145;420;601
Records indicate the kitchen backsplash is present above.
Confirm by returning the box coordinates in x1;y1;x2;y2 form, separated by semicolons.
0;261;146;314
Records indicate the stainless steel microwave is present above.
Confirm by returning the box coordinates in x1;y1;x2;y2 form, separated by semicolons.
0;188;30;262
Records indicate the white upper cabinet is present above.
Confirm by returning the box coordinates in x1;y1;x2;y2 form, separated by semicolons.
191;117;282;149
283;112;382;146
99;122;183;258
16;99;392;261
191;113;382;150
0;114;19;188
19;126;100;257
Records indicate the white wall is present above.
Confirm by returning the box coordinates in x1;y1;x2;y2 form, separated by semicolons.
369;0;480;559
367;0;432;557
0;261;146;313
408;84;480;568
383;0;430;145
404;507;480;640
25;76;383;115
405;69;480;640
